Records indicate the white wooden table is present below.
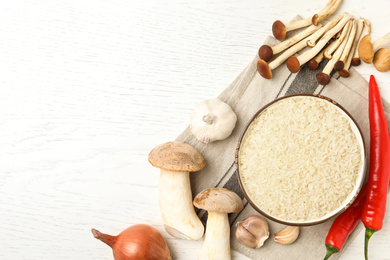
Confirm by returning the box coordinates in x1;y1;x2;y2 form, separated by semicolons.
1;0;389;259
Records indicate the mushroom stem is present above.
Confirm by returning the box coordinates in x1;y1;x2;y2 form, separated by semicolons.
259;24;321;62
317;22;352;85
272;0;342;40
272;18;313;41
335;19;357;71
312;0;343;26
257;34;313;79
357;19;373;63
349;18;365;66
287;13;353;73
307;13;345;47
159;169;204;240
323;20;352;60
372;33;390;52
199;212;230;260
307;49;325;70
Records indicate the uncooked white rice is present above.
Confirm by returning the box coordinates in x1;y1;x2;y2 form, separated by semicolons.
239;96;362;222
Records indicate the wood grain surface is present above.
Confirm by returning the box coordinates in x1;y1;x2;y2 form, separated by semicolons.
0;0;389;259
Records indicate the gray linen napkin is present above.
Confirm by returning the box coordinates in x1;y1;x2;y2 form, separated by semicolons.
175;19;390;260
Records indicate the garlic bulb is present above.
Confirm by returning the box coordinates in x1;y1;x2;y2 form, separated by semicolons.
190;98;237;144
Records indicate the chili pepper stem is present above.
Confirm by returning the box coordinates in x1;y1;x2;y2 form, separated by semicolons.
364;227;376;260
324;244;339;260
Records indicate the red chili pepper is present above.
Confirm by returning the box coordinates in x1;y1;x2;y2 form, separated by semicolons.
323;75;390;260
361;75;390;260
323;185;368;260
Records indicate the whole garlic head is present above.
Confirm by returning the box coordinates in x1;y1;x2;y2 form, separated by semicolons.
190;98;237;144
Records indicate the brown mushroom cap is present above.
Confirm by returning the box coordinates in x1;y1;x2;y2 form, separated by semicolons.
307;58;319;70
272;20;286;40
258;45;274;62
334;61;344;71
193;188;243;213
351;57;361;66
373;48;390;72
148;141;206;172
257;59;272;79
312;14;319;26
286;56;301;73
338;69;351;78
358;35;374;64
316;72;331;85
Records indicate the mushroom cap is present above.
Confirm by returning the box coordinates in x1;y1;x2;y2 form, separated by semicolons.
272;20;286;40
373;48;390;72
258;45;273;62
316;72;331;85
193;188;243;213
338;69;351;78
148;141;206;172
358;35;374;64
351;57;361;66
334;61;344;71
307;58;319;70
257;59;272;79
286;56;301;73
312;14;319;26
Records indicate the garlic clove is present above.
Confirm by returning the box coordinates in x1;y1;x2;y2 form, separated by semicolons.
274;226;300;245
235;215;269;249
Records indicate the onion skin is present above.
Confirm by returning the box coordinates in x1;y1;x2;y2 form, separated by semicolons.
92;224;172;260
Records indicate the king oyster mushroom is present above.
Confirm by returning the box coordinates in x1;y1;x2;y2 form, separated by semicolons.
148;141;206;240
193;188;243;260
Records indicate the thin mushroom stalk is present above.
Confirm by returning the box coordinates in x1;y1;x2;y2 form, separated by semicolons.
317;21;352;85
307;13;345;47
357;19;373;64
343;18;364;70
287;13;353;73
335;19;357;71
259;24;321;62
312;0;343;26
193;188;243;260
352;19;370;66
149;141;206;240
272;0;342;40
258;34;313;79
323;20;352;60
307;48;325;70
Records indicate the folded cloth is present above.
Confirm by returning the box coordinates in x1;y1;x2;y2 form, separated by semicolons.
176;19;390;260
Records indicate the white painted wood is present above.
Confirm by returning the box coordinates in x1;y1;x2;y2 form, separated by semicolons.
0;0;389;259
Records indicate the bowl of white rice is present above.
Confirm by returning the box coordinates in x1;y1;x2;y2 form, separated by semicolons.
236;94;366;226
